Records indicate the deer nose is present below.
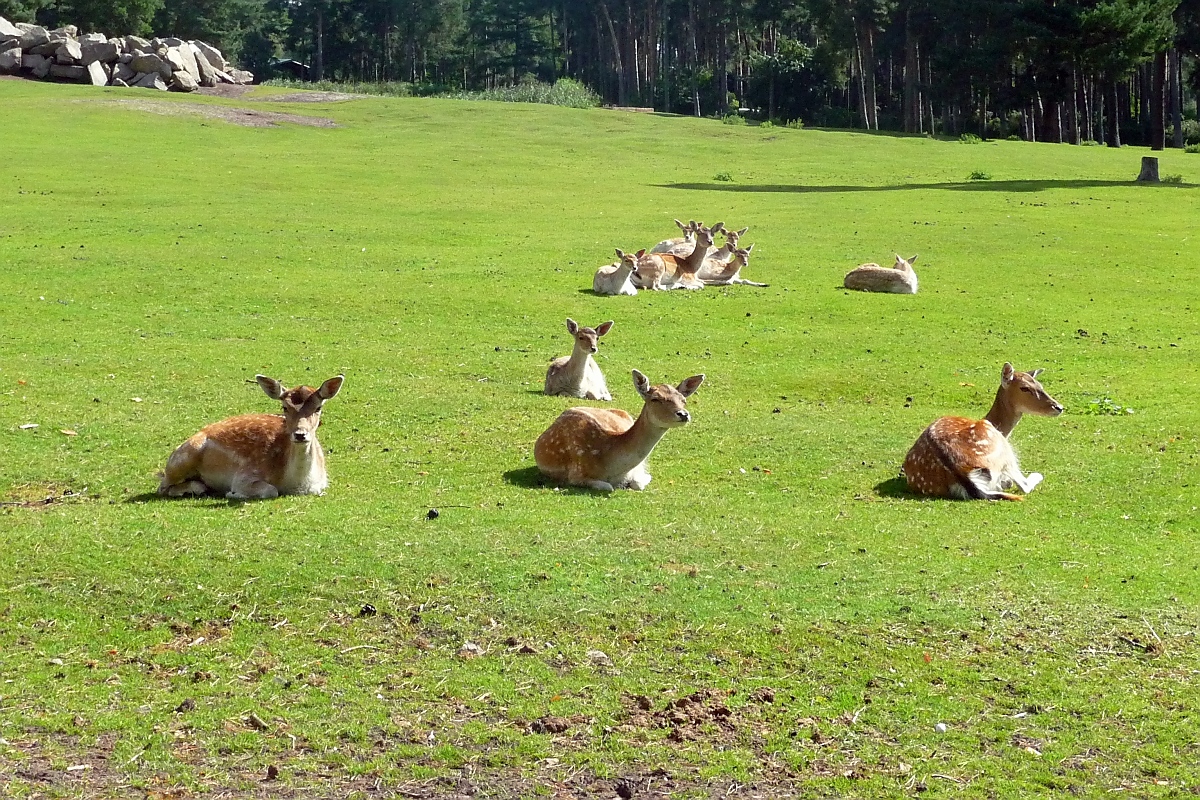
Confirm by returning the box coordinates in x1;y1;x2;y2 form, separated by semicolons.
676;410;690;422
1051;402;1064;414
293;431;309;443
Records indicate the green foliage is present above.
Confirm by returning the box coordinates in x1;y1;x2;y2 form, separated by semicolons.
785;119;805;130
959;133;983;144
1083;397;1136;415
262;77;416;97
712;171;734;181
721;113;747;126
1162;173;1184;184
48;0;162;36
1182;118;1200;145
1185;143;1200;154
437;77;601;108
968;169;991;180
758;119;775;129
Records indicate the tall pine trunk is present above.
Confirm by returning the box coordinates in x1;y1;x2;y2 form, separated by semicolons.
1151;50;1166;151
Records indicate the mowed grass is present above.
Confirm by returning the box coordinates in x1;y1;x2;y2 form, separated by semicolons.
0;79;1198;797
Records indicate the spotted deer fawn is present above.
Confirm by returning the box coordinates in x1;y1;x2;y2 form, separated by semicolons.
650;219;700;256
844;254;919;294
634;222;723;290
535;370;704;491
902;363;1063;501
544;319;614;400
593;248;642;296
159;374;345;499
698;244;768;286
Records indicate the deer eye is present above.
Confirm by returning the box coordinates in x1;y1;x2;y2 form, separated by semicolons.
1019;387;1032;393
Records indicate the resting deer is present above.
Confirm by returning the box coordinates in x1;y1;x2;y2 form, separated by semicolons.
593;248;641;296
902;363;1063;501
698;244;768;286
159;374;344;499
534;370;704;491
844;254;919;294
650;219;700;256
634;222;723;291
703;226;749;268
544;318;614;400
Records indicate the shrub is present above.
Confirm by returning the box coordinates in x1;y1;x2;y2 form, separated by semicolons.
261;78;415;97
439;78;601;108
785;119;805;130
968;170;991;181
1181;118;1200;146
1162;174;1184;184
759;120;775;129
959;133;983;144
1184;143;1200;154
713;172;734;182
722;113;747;126
1083;397;1134;415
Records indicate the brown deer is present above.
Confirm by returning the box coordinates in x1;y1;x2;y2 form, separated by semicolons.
535;370;704;491
593;248;642;296
544;318;614;400
902;363;1063;501
633;222;723;290
844;254;919;294
650;219;700;256
698;244;767;286
702;226;749;268
159;375;344;499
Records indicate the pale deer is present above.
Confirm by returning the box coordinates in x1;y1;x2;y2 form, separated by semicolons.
534;370;704;491
902;363;1063;501
633;222;723;291
650;219;700;256
159;374;344;500
544;319;614;400
698;244;768;286
702;226;749;268
844;254;919;294
593;248;642;296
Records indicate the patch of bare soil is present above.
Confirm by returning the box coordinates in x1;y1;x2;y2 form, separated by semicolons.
103;97;339;127
194;86;362;103
0;482;87;510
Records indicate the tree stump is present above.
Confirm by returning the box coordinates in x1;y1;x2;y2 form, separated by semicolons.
1136;156;1160;182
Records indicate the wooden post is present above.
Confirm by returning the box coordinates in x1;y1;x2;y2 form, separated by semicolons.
1136;156;1160;182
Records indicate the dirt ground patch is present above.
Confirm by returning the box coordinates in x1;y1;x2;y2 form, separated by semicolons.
102;97;339;128
195;85;362;103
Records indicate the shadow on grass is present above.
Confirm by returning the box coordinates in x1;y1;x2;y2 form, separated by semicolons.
124;491;242;506
658;179;1195;194
874;476;918;499
503;466;608;495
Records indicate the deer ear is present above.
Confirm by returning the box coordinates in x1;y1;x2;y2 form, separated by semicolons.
738;227;749;236
909;254;918;264
676;374;705;397
711;221;725;232
256;375;285;400
674;218;684;228
318;375;344;400
745;243;755;253
565;318;578;335
1001;362;1015;385
596;320;614;336
636;248;646;257
632;369;652;398
615;248;625;258
1029;368;1044;379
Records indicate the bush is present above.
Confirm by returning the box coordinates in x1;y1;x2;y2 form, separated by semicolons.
1185;143;1200;154
713;172;734;182
261;78;415;97
758;120;775;129
968;170;991;181
959;133;983;144
722;113;747;126
1181;119;1200;146
438;78;601;108
785;119;804;130
1162;174;1184;184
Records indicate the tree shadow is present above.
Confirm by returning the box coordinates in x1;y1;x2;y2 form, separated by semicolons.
658;179;1194;194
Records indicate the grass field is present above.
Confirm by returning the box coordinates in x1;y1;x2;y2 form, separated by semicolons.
1;78;1198;798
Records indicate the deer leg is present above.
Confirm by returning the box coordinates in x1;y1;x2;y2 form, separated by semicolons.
163;479;209;497
624;465;651;491
227;475;280;500
580;479;615;492
1010;471;1043;493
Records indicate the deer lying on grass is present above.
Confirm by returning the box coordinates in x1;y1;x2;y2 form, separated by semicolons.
535;370;704;491
844;254;919;294
902;363;1063;501
698;244;768;286
703;226;749;267
633;222;723;290
593;249;642;296
159;374;344;499
650;219;700;257
544;319;614;400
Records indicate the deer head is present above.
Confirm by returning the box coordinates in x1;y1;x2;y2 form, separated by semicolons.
565;318;613;355
256;374;344;444
631;370;704;428
1000;363;1063;417
893;254;918;272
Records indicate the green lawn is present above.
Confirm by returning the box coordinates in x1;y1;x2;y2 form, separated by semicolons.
1;79;1198;798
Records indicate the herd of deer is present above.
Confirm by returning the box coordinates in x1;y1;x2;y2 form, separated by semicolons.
157;219;1062;504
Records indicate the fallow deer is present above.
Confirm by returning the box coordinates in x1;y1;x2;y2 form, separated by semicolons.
703;226;749;268
593;248;641;296
698;244;768;286
544;318;614;400
633;222;723;291
844;254;919;294
902;363;1063;501
534;370;704;491
159;374;344;500
650;219;700;256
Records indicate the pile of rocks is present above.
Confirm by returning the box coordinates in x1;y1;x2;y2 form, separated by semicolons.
0;17;254;91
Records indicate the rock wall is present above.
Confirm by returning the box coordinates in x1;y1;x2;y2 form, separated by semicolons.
0;18;253;91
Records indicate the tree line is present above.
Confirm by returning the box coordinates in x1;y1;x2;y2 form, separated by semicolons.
6;0;1200;147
